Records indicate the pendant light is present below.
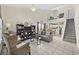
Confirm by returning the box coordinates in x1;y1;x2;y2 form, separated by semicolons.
31;5;36;12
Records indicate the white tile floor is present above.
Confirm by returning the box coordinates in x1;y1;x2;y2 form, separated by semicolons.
30;36;79;55
1;36;79;55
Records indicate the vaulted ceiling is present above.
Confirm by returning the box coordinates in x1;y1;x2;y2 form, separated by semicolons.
3;4;68;10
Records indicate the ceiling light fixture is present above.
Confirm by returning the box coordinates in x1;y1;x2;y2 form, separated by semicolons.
31;7;36;12
31;4;36;12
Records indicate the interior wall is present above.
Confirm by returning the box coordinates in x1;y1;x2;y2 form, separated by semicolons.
0;5;1;18
0;5;2;45
1;5;51;32
74;5;79;47
1;5;72;34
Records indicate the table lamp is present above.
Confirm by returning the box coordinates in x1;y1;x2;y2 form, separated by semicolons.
6;23;11;31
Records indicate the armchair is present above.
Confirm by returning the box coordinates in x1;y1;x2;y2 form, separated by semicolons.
4;32;31;55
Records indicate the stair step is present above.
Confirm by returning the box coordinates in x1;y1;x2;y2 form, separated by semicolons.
64;38;76;43
64;19;76;43
64;34;76;37
64;36;76;38
64;33;76;35
64;37;76;40
65;31;75;32
64;34;76;36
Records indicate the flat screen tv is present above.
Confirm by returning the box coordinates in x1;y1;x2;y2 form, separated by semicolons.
24;27;31;31
59;13;64;18
49;16;54;20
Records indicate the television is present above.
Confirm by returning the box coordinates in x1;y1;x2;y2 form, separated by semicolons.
49;16;54;20
59;13;64;18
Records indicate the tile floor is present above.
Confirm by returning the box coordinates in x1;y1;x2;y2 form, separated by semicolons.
1;36;79;55
30;36;79;55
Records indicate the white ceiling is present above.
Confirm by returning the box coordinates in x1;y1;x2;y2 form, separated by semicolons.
4;4;68;10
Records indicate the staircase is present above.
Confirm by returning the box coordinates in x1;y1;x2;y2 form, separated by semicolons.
63;19;76;43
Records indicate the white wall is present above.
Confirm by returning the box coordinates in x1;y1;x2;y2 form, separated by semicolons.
74;5;79;47
0;18;2;44
0;5;2;45
1;5;51;32
66;5;75;19
0;5;1;18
